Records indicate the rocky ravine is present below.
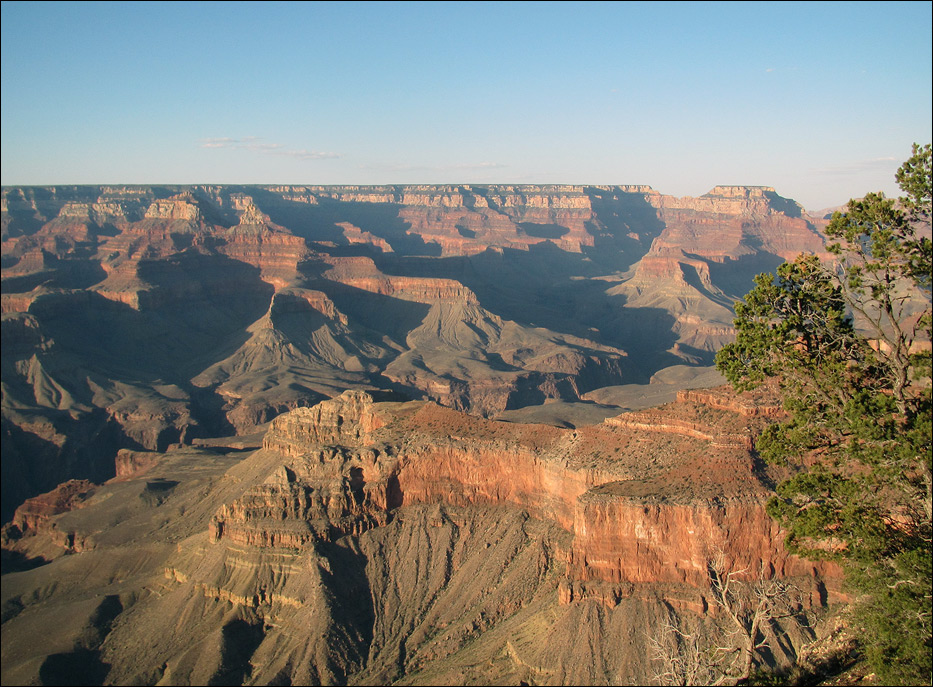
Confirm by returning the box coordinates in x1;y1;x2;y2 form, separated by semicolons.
2;183;829;521
1;389;842;686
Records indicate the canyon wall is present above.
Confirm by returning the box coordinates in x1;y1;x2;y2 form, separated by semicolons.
2;182;826;521
1;387;841;686
211;390;840;593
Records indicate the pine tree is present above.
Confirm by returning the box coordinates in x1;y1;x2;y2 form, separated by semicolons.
715;144;932;685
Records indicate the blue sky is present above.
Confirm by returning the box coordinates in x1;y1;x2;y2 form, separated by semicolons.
2;1;930;210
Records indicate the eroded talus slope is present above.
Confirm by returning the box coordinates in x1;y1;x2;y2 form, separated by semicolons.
2;183;826;519
2;389;840;685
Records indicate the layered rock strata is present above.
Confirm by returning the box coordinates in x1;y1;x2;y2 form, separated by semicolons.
212;389;839;593
0;388;841;686
1;478;95;540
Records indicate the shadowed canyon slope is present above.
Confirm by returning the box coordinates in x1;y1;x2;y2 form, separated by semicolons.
1;390;842;686
1;183;829;520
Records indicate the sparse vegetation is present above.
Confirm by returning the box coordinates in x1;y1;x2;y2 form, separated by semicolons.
716;143;932;685
648;551;807;686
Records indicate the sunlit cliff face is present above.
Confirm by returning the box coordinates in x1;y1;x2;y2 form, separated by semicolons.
1;370;842;686
212;390;841;590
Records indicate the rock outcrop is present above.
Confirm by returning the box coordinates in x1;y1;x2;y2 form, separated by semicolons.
1;478;95;541
212;390;839;595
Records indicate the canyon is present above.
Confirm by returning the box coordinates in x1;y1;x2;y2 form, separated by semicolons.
1;183;828;519
1;389;842;685
2;183;842;684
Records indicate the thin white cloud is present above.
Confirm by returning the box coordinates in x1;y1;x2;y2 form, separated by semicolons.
200;137;239;148
813;156;898;175
272;148;340;160
359;161;507;173
199;137;338;160
245;142;284;152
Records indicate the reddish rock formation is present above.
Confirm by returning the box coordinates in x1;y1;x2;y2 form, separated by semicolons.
322;256;479;303
569;494;818;587
211;389;841;598
676;385;784;418
646;185;828;262
0;388;843;687
1;479;95;541
265;390;389;450
113;448;161;479
214;224;309;288
392;185;596;255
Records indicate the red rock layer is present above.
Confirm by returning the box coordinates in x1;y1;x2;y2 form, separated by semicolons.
214;224;309;288
647;186;827;262
569;496;819;586
212;390;841;593
2;479;95;540
322;256;479;303
113;449;161;479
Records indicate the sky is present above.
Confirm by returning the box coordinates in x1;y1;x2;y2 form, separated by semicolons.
1;1;931;211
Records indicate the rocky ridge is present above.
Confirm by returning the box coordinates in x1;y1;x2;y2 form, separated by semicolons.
212;390;838;591
1;387;841;686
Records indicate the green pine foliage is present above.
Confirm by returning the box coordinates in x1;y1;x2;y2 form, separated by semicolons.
716;144;932;685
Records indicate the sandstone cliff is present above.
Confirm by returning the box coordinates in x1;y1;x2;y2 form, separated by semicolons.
1;388;840;686
212;390;837;590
